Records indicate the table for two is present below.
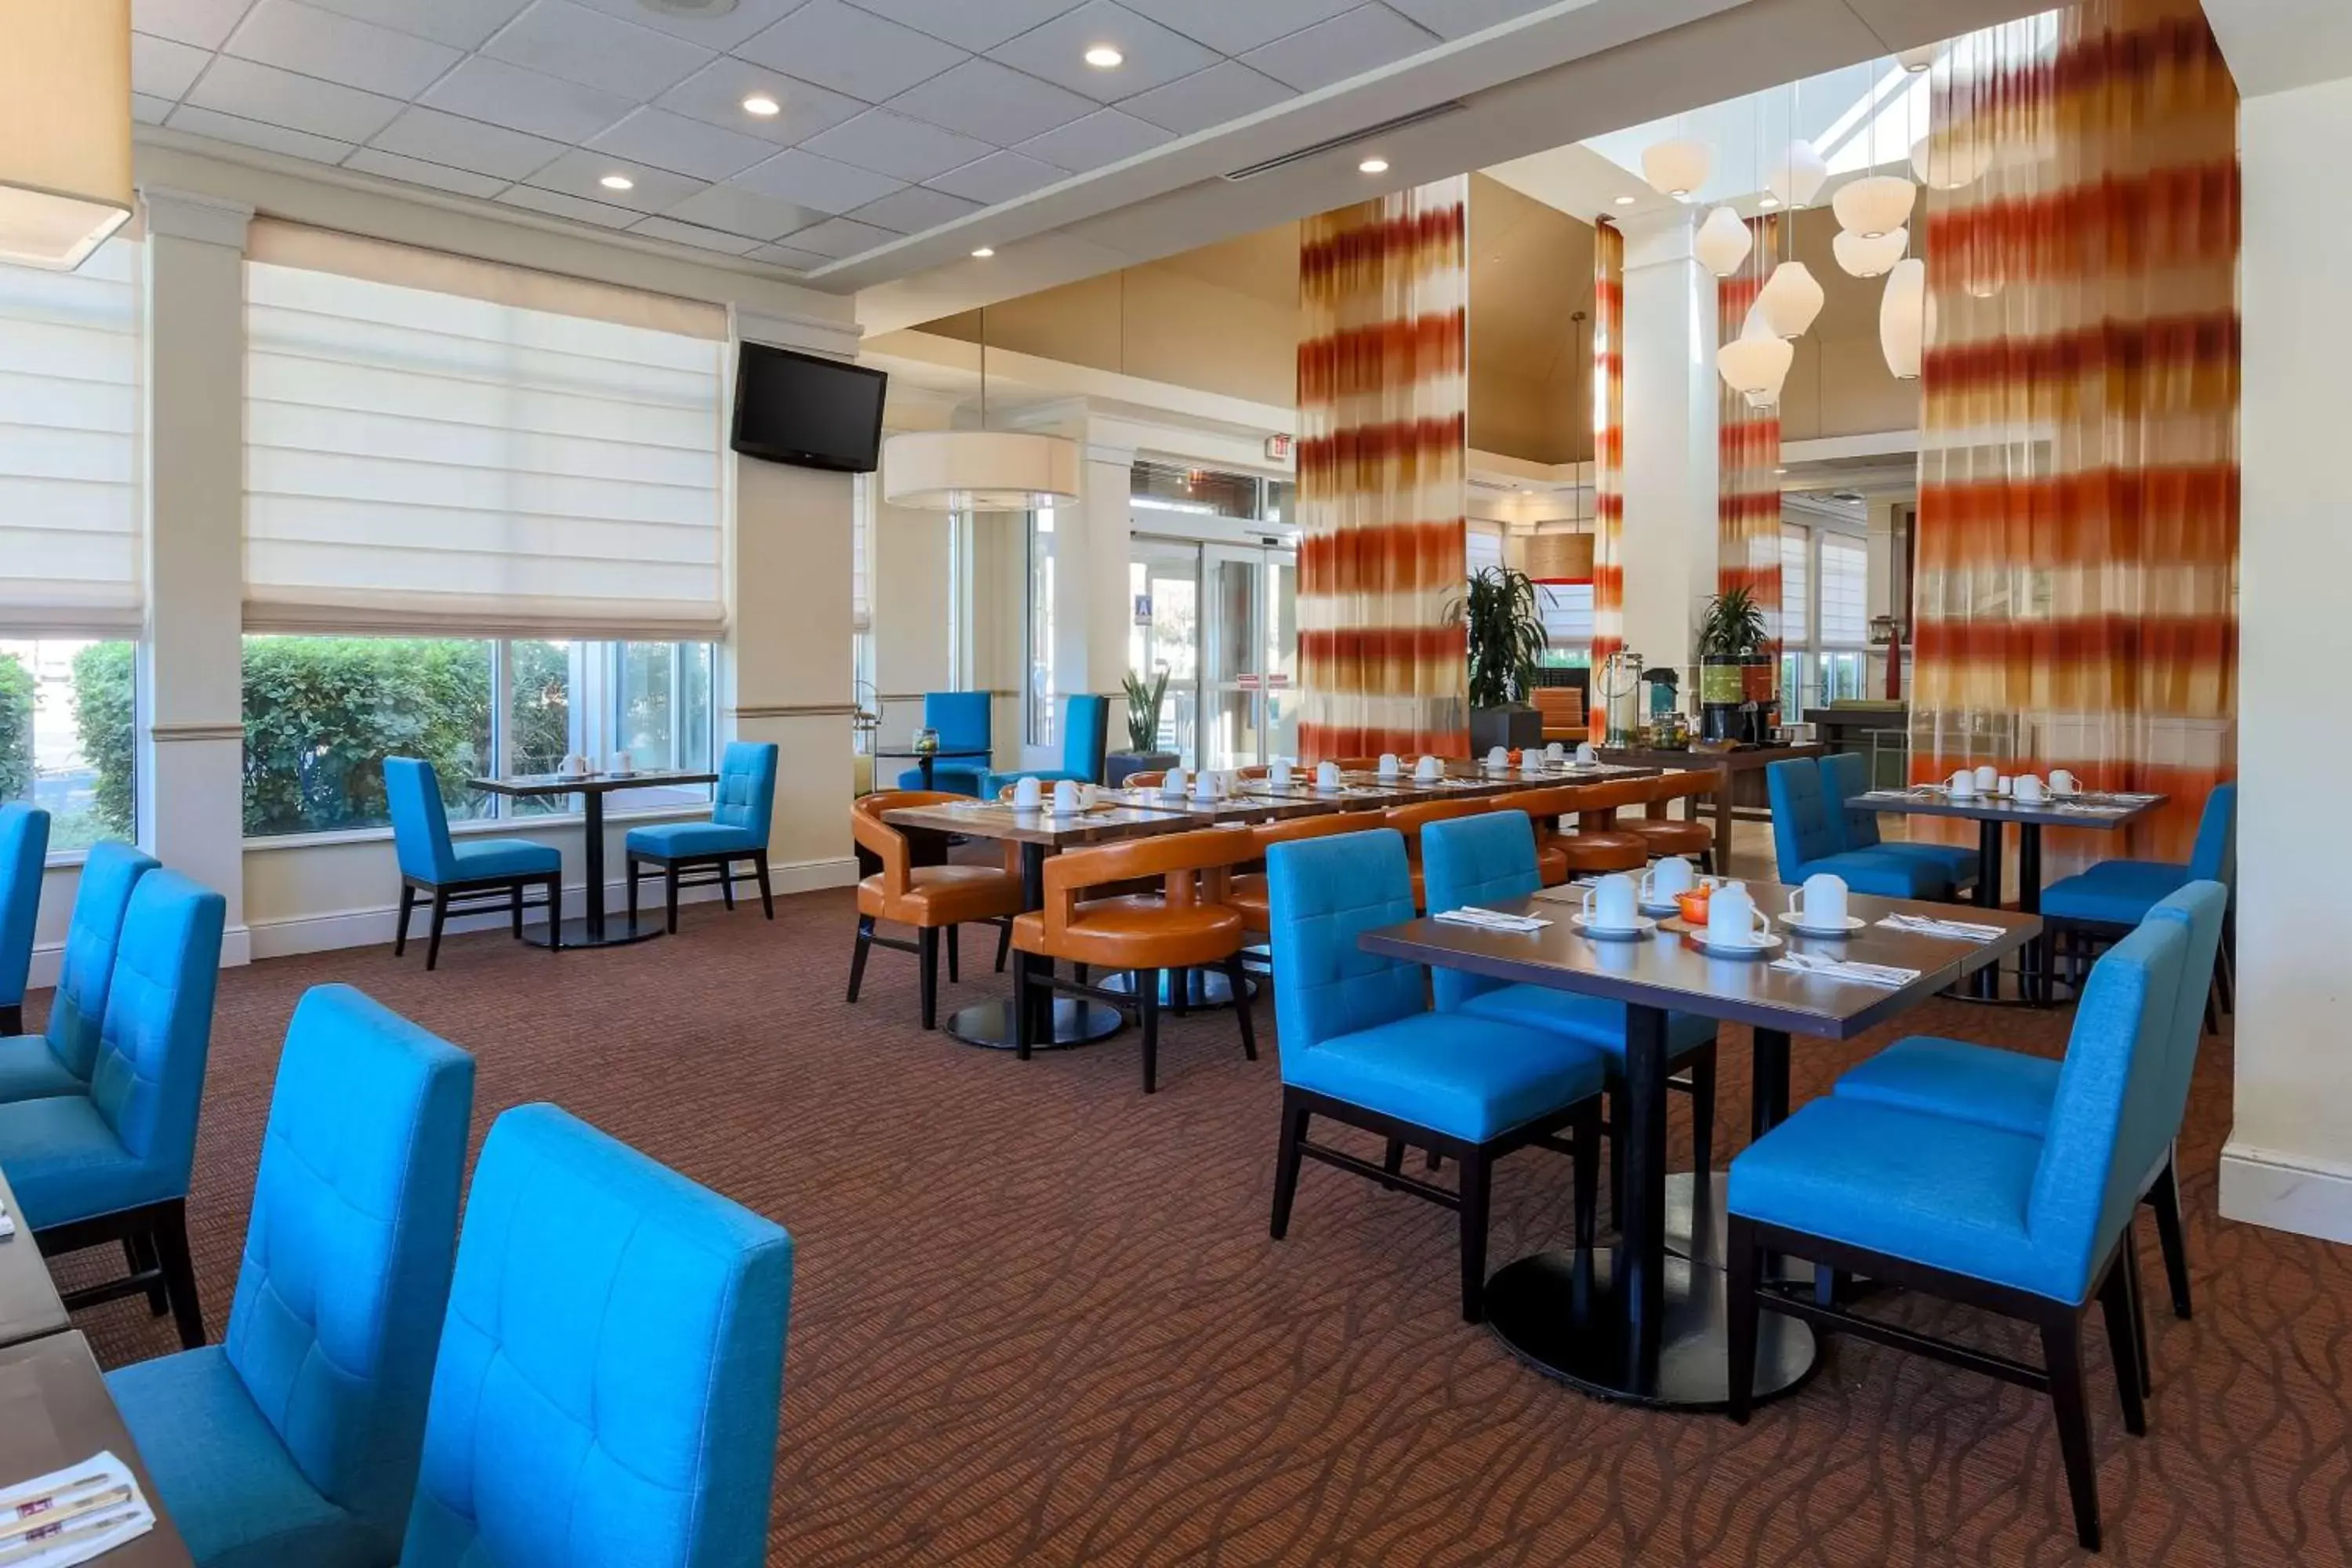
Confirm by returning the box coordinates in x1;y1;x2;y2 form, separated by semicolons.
468;768;718;950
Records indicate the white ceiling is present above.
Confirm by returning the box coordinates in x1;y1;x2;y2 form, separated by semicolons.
130;0;1564;276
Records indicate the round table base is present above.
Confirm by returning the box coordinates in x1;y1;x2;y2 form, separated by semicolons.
1095;969;1261;1007
943;997;1125;1051
519;916;665;950
1483;1248;1820;1410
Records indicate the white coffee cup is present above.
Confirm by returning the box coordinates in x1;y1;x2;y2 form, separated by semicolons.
1575;741;1599;766
1974;764;1999;792
1787;872;1849;931
2014;773;2047;804
1051;779;1080;815
1641;856;1696;905
1581;873;1640;931
1014;777;1044;811
1377;753;1402;778
1270;761;1294;790
1486;746;1511;772
1078;783;1100;809
1707;880;1773;946
2049;768;2078;796
560;753;589;776
610;750;632;775
1316;760;1342;791
1414;755;1443;782
1161;767;1187;798
1193;771;1218;801
1948;768;1977;797
1546;742;1566;761
1997;775;2013;797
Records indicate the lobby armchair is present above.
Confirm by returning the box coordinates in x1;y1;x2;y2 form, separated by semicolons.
849;792;1024;1029
625;740;779;935
982;694;1111;795
1489;782;1649;882
896;691;993;797
0;802;49;1036
385;757;563;970
0;841;157;1104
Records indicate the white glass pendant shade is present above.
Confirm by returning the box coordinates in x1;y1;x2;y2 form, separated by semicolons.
1831;175;1917;239
1897;43;1937;73
1879;257;1926;379
1693;206;1752;277
0;0;132;270
1755;261;1824;339
1641;138;1711;198
1766;140;1828;209
882;430;1083;512
1833;227;1908;278
1719;320;1794;402
1911;132;1990;191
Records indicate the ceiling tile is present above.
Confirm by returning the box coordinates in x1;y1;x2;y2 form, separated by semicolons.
421;56;636;143
848;183;981;233
1114;0;1360;54
748;242;831;270
367;105;568;180
1241;3;1437;92
590;107;776;180
165;103;356;163
1013;107;1171;172
887;56;1095;146
775;215;899;259
134;0;261;50
185;56;405;142
223;1;464;98
523;147;706;213
342;147;510;198
481;0;713;101
132;33;213;100
735;0;967;103
132;93;178;125
627;215;764;255
568;0;808;52
655;59;866;147
299;0;531;50
1382;0;1544;39
495;184;642;228
925;149;1065;203
986;2;1220;102
800;108;991;183
1119;59;1291;134
731;147;905;213
661;183;825;240
840;0;1081;52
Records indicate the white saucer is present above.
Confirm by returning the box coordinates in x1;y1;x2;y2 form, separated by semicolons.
1779;913;1867;935
1638;898;1685;917
1571;913;1657;939
1693;931;1784;958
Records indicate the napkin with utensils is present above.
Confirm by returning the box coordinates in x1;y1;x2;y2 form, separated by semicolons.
1878;913;2006;942
1433;906;1552;933
0;1452;157;1566
1772;952;1920;987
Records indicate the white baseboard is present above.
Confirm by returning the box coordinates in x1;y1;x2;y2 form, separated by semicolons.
2218;1138;2352;1245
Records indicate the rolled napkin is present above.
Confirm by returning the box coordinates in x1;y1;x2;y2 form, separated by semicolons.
1772;953;1920;987
1432;906;1552;933
1878;913;2005;942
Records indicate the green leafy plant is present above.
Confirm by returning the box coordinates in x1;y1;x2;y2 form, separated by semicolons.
1446;566;1551;710
1121;667;1171;753
0;654;32;806
1697;586;1769;659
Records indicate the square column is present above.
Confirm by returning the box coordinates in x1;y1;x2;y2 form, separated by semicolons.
1616;209;1720;684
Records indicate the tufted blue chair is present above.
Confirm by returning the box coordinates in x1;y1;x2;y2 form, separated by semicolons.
1726;913;2189;1551
0;841;157;1104
2039;782;2238;1022
982;694;1112;797
1421;811;1719;1208
1766;757;1955;900
107;985;476;1568
0;802;49;1036
0;868;224;1348
1822;750;1979;894
401;1104;793;1568
895;691;993;797
1266;829;1610;1323
625;741;779;935
385;757;563;971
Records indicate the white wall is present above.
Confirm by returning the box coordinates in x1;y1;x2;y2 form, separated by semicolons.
2219;69;2352;1242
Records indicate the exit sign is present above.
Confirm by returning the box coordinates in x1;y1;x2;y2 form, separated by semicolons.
1265;433;1294;463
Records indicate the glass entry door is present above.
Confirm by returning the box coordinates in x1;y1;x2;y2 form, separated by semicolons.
1201;542;1298;770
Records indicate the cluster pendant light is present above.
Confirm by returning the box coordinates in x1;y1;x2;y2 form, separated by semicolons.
1719;310;1793;406
1879;256;1927;379
1833;226;1907;278
1766;140;1827;209
1694;205;1752;276
1755;260;1824;339
1641;138;1711;199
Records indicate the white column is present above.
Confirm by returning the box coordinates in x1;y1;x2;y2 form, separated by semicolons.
1039;424;1134;759
1616;209;1719;681
2220;70;2352;1242
138;187;253;965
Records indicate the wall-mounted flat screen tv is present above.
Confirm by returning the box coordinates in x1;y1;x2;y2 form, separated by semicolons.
730;342;887;473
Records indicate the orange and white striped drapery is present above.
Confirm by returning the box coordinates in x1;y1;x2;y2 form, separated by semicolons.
1297;176;1470;760
1718;216;1782;659
1910;0;2238;868
1588;217;1627;669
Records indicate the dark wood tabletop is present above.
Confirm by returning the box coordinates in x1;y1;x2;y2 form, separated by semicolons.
0;1171;66;1352
1849;786;2166;830
468;769;718;797
873;746;991;760
1103;788;1337;822
1598;742;1828;772
0;1332;193;1564
1360;882;2039;1039
880;797;1205;848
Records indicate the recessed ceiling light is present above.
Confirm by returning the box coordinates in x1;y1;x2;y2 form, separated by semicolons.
741;93;780;117
600;173;634;191
1084;45;1123;67
1359;156;1389;173
1613;194;1637;205
971;247;995;258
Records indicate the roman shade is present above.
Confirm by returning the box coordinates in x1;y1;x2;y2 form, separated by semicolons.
1820;533;1868;646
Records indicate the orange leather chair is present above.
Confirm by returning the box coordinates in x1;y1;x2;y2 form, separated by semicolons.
1491;783;1647;882
1123;771;1169;790
849;792;1024;1030
1010;826;1258;1092
1384;798;1497;909
1621;771;1716;871
1227;811;1389;939
1530;686;1588;743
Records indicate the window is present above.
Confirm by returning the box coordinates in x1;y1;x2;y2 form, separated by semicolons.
1027;508;1057;746
1466;526;1505;581
1536;583;1595;667
1820;534;1871;648
0;640;136;854
1779;525;1810;648
241;637;715;838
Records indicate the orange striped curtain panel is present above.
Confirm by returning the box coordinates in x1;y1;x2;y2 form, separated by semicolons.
1911;0;2238;866
1589;218;1626;669
1718;216;1783;658
1296;176;1471;760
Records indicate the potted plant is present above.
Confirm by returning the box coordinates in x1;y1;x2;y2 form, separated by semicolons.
1447;565;1550;754
1105;667;1179;786
1697;586;1770;743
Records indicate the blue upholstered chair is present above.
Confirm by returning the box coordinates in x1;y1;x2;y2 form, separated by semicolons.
0;841;157;1104
1822;750;1979;895
401;1105;793;1568
0;802;49;1036
983;693;1111;796
1726;914;2189;1551
1421;811;1719;1198
2040;782;2237;1021
1266;829;1610;1323
625;741;779;935
895;691;993;797
0;869;225;1348
108;985;476;1568
1832;881;2227;1327
384;757;562;970
1766;756;1955;900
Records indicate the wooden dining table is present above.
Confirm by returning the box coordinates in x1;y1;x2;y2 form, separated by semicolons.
1360;882;2039;1410
0;1168;67;1353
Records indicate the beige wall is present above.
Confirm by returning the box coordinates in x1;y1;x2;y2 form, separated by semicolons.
1777;209;1922;441
1467;174;1595;466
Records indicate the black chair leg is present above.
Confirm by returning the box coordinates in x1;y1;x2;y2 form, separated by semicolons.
1225;955;1256;1061
1270;1100;1310;1240
394;884;416;956
1457;1149;1492;1324
754;851;775;919
847;916;875;1002
626;858;641;928
2150;1156;2193;1319
153;1203;205;1352
946;924;960;984
2097;1260;2148;1436
917;927;939;1029
994;920;1010;972
2038;1307;2103;1552
425;890;449;971
1425;1149;1443;1171
718;862;735;910
545;876;562;950
1381;1139;1406;1180
124;1236;165;1315
1139;968;1160;1094
510;881;524;938
664;866;681;934
1172;968;1189;1017
1725;1217;1760;1424
1572;1102;1600;1251
1689;1043;1716;1174
2122;1238;2154;1397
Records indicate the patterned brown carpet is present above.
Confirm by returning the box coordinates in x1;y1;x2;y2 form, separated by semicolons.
46;857;2352;1566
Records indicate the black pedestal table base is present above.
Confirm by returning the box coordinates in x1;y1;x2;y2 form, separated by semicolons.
944;997;1125;1050
520;915;666;950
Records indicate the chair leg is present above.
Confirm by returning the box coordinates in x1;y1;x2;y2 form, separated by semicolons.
946;924;960;984
394;884;416;956
847;916;875;1003
1726;1216;1760;1425
2097;1259;2148;1436
917;927;939;1029
545;877;563;950
2122;1238;2154;1397
718;861;735;910
626;858;641;928
510;880;524;938
1425;1149;1443;1171
153;1203;205;1352
1172;968;1189;1017
1688;1042;1716;1175
1139;968;1160;1094
994;920;1011;972
1381;1139;1406;1180
1457;1149;1492;1324
1225;954;1256;1061
1270;1100;1310;1240
1607;1090;1625;1230
124;1236;165;1315
754;851;775;919
1572;1101;1600;1252
2038;1307;2103;1552
425;890;449;971
664;865;681;935
1074;963;1090;986
2149;1156;2193;1319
